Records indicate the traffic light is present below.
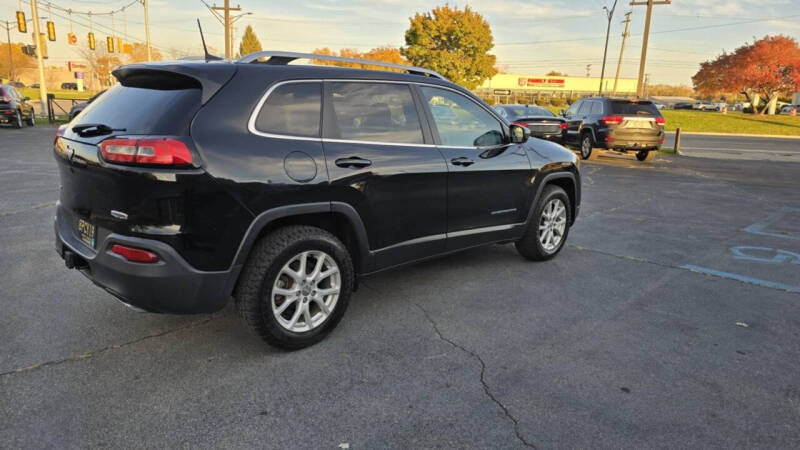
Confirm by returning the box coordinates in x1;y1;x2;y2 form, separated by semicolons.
88;32;95;50
46;21;56;42
16;11;26;33
106;36;114;53
21;45;35;57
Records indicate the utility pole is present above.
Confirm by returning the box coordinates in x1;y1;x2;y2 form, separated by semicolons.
612;11;632;96
212;2;241;59
142;0;152;61
599;0;618;95
630;0;670;97
29;0;48;118
3;21;13;81
644;73;650;97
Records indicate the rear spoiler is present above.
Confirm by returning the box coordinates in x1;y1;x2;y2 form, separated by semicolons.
112;62;236;105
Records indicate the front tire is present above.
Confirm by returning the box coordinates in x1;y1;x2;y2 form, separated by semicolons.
234;226;354;350
515;185;571;261
14;110;23;128
26;112;35;126
580;132;595;160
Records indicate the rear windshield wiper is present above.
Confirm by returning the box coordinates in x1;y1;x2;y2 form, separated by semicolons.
72;123;127;137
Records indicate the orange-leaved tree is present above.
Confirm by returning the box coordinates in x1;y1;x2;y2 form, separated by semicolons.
693;35;800;114
401;5;497;89
311;46;407;71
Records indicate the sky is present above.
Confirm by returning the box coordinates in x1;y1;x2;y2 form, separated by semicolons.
4;0;800;86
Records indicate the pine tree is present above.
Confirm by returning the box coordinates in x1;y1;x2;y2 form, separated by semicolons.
238;25;262;58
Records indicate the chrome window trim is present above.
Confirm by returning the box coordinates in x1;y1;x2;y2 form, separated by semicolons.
248;78;505;148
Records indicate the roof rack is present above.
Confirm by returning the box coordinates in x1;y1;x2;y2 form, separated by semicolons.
236;50;446;80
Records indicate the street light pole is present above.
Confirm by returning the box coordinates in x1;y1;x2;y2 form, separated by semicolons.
4;21;14;81
29;0;48;118
142;0;152;61
599;0;618;95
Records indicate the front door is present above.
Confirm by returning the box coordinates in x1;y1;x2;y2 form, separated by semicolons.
417;86;533;249
322;81;448;271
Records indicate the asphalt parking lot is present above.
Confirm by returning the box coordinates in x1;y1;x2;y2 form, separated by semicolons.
2;126;799;448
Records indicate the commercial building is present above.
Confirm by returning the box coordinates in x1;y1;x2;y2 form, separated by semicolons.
475;73;639;105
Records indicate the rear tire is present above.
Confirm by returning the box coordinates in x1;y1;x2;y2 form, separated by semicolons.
580;132;595;160
636;150;656;162
26;112;35;126
515;185;571;261
234;225;354;350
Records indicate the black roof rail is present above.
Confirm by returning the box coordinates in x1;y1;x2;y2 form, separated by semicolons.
236;50;447;80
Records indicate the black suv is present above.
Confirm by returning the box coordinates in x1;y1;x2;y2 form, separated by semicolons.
54;52;581;349
0;84;36;128
562;97;664;161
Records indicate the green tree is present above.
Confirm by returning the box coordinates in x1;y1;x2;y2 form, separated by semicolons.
401;5;497;89
238;25;262;58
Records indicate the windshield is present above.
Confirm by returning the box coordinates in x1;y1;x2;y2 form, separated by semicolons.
610;101;660;116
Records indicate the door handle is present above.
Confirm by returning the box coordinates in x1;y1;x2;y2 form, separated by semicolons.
450;157;474;167
335;157;372;169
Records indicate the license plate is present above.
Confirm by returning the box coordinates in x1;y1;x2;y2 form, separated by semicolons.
77;218;96;248
624;120;650;128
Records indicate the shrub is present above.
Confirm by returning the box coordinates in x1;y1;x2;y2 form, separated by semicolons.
550;97;565;107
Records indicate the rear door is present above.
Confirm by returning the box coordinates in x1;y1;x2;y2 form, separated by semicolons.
322;81;448;270
417;85;533;249
564;100;584;144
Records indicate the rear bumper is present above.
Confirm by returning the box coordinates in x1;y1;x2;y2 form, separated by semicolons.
54;202;239;314
599;129;663;151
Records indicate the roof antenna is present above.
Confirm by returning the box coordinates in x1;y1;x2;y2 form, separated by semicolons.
197;19;222;61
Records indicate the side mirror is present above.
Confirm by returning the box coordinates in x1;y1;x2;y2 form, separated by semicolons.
509;124;530;144
559;109;566;117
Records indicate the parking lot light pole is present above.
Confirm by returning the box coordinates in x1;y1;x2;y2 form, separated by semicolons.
599;0;618;95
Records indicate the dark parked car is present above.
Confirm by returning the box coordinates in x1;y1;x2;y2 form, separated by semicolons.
494;104;566;143
10;81;25;88
68;90;107;120
673;102;693;110
562;97;664;161
0;84;36;128
61;82;78;90
54;52;581;349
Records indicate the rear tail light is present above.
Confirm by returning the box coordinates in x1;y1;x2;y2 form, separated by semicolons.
601;115;623;125
99;138;192;166
605;137;615;142
54;124;67;145
511;121;529;128
655;117;665;125
558;122;568;130
111;244;159;263
659;137;665;144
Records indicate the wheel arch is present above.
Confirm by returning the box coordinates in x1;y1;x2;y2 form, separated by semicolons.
526;171;579;227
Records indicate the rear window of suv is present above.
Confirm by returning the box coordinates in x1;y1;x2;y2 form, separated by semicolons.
610;100;660;116
71;84;202;136
255;82;322;138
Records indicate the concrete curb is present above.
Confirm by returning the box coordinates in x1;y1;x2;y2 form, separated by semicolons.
664;131;800;140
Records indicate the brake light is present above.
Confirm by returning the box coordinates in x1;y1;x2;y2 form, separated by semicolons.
605;137;614;142
655;117;665;125
511;121;529;128
602;115;623;125
99;138;192;166
558;122;568;130
111;244;159;263
54;124;67;145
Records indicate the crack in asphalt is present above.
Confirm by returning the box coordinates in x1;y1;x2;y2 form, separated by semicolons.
0;201;57;218
0;315;220;378
360;281;536;448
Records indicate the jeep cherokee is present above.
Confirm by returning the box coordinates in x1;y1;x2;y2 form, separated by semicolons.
54;51;581;349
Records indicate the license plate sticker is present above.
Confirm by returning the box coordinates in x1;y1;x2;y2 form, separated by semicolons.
77;218;96;248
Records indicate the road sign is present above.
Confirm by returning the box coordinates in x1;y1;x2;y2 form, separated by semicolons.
494;89;511;96
68;32;77;45
67;61;89;72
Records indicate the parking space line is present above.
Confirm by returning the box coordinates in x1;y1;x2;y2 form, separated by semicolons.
681;264;800;294
744;207;800;240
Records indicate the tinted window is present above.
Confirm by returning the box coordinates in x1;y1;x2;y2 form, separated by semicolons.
420;86;503;147
328;82;423;144
590;101;603;114
610;101;660;116
577;101;592;115
502;105;554;118
71;84;202;136
255;82;321;137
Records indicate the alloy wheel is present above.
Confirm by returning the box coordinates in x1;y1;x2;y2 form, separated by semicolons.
270;250;341;333
581;136;592;158
538;198;567;253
